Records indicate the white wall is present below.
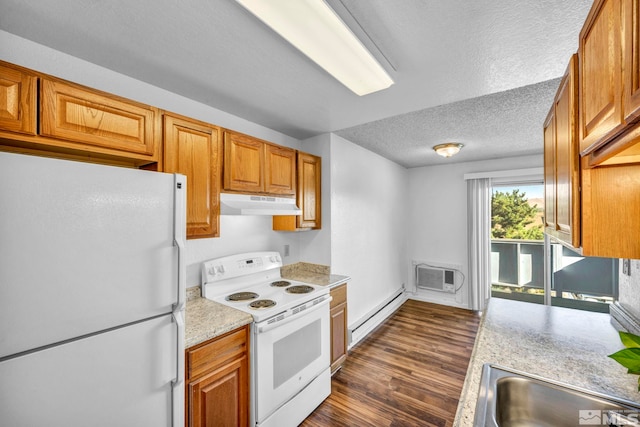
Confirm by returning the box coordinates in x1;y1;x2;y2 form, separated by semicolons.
0;31;308;288
329;134;409;326
407;154;542;308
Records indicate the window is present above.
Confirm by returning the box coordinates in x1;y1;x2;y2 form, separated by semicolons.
490;183;546;304
489;183;618;312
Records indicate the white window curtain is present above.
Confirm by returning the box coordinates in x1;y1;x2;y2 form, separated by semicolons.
467;178;492;311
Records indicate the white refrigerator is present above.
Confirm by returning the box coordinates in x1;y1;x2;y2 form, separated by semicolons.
0;152;186;427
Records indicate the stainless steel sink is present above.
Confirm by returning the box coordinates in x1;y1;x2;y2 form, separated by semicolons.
474;364;640;426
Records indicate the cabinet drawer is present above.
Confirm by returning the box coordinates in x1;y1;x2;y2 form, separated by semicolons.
330;283;347;308
186;326;248;380
40;78;158;159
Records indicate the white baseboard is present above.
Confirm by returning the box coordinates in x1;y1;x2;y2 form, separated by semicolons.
348;289;407;349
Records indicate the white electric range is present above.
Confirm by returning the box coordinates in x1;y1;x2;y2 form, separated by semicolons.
201;252;332;427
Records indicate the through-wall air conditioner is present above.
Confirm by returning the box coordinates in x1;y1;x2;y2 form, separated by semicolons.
416;265;456;293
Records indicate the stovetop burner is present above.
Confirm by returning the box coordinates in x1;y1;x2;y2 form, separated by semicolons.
286;285;315;294
249;299;277;309
226;291;259;302
270;280;291;287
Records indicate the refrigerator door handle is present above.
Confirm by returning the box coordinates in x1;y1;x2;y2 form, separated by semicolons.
171;309;185;427
173;174;187;311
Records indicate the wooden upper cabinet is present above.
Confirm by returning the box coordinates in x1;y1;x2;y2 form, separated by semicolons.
223;130;296;196
579;0;640;166
553;55;581;249
579;0;623;153
273;151;321;231
581;159;640;258
297;152;321;228
40;78;158;159
163;113;221;239
0;63;37;135
545;56;581;249
223;131;265;193
264;143;296;195
624;0;640;122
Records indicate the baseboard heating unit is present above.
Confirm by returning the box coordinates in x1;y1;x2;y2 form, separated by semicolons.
348;287;406;348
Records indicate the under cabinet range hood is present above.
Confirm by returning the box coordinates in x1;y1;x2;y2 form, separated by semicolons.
220;193;302;215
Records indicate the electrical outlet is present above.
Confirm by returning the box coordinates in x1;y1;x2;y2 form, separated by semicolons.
623;259;631;276
284;244;290;257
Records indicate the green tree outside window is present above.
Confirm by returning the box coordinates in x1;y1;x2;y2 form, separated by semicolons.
491;189;543;240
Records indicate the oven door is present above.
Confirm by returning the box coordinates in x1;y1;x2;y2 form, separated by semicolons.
253;296;331;424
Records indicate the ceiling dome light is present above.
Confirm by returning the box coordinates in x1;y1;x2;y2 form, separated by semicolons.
433;143;463;158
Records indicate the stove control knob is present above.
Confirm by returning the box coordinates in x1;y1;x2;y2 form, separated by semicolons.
269;256;276;263
215;265;225;274
207;267;216;276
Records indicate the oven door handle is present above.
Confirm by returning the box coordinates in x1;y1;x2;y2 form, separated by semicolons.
257;296;332;334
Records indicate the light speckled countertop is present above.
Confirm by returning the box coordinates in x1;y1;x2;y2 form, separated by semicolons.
184;262;350;349
281;262;350;288
185;287;252;349
454;298;640;426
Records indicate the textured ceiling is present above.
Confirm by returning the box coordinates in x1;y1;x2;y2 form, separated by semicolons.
336;78;562;167
0;0;593;167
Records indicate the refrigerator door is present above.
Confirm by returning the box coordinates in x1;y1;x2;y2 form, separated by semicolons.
0;152;180;357
0;314;176;427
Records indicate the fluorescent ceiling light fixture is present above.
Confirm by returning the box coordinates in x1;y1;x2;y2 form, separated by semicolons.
433;143;464;158
235;0;394;96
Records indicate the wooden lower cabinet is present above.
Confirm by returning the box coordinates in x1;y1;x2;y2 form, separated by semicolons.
185;325;250;427
330;283;348;374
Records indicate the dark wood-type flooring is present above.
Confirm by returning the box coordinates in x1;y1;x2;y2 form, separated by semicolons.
301;299;481;427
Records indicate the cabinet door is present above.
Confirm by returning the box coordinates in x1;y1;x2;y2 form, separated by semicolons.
297;152;321;228
189;355;249;427
164;114;221;239
0;63;37;135
330;284;347;373
543;109;556;232
223;131;264;193
264;143;296;195
624;0;640;122
554;55;581;249
40;78;158;159
579;0;623;153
